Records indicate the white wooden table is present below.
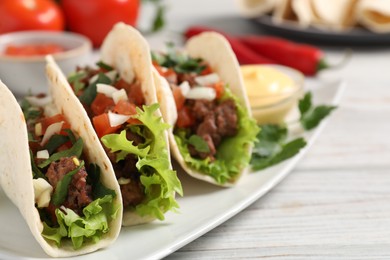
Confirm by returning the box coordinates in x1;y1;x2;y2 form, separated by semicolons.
140;0;390;259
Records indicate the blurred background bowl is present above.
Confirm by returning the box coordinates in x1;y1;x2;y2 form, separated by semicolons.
0;30;92;97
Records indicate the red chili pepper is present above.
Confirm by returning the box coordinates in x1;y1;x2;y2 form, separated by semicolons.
238;36;327;76
184;26;275;65
184;26;329;76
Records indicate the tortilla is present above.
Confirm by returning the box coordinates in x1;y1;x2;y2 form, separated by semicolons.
235;0;279;18
0;76;122;257
49;22;181;226
154;32;259;187
273;0;313;27
357;0;390;33
310;0;359;31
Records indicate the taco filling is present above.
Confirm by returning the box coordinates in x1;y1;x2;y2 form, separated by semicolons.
152;46;258;184
22;95;119;249
67;61;182;220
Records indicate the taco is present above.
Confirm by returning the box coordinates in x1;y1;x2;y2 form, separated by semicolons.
357;0;390;33
152;32;260;187
0;78;122;257
49;22;183;226
273;0;313;28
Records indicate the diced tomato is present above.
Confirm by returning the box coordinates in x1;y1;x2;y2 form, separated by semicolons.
200;64;213;75
153;64;177;84
212;81;225;99
92;113;122;138
113;100;137;115
90;93;115;116
114;79;145;106
172;86;185;111
40;114;70;134
176;106;194;128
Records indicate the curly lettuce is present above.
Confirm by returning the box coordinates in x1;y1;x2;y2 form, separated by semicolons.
42;195;119;249
101;104;183;220
174;87;260;184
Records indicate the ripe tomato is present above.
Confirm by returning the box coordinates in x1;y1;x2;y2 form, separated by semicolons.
0;0;65;34
61;0;140;47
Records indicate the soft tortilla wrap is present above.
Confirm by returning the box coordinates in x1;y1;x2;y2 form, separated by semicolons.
0;74;122;257
310;0;359;31
357;0;390;33
154;32;257;187
273;0;313;27
50;22;177;226
235;0;279;18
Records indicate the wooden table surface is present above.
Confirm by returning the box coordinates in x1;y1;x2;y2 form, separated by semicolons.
140;0;390;259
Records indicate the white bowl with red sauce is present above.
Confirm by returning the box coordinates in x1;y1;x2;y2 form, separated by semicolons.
0;30;92;97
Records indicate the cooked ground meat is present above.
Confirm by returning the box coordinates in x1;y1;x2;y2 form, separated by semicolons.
46;157;92;213
104;130;146;207
178;72;198;86
186;99;238;160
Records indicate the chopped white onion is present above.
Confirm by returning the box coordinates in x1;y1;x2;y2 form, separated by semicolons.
105;70;118;82
25;96;52;107
179;81;191;96
97;83;118;97
36;150;49;159
118;177;131;185
35;123;43;137
40;121;64;146
33;178;53;208
43;103;59;117
112;89;128;104
194;73;220;86
185;87;216;101
108;111;130;127
89;73;99;84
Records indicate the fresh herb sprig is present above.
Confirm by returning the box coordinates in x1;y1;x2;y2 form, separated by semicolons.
251;91;336;171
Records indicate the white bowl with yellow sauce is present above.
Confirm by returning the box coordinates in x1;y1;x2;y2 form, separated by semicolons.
241;64;304;125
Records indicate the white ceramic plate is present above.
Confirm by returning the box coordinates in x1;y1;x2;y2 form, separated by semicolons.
0;78;345;260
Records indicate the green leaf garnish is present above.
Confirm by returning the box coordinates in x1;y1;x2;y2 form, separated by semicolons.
87;164;116;199
44;134;70;154
68;70;87;93
30;149;46;179
51;160;85;206
188;135;210;153
299;92;337;130
38;138;83;168
79;73;111;106
96;61;114;71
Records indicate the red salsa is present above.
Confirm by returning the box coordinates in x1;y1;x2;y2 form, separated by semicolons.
4;43;65;56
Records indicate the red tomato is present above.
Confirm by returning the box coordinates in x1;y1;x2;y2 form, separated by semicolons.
0;0;64;34
172;86;185;111
113;100;137;115
92;113;121;138
61;0;140;47
90;93;115;116
115;79;145;106
39;114;71;136
212;81;225;99
176;107;194;128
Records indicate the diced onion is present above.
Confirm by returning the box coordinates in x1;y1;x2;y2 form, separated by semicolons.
25;95;52;107
112;89;128;104
194;73;220;86
43;103;59;117
40;121;64;146
36;150;49;159
179;81;190;96
33;178;53;208
185;87;216;100
97;83;118;97
89;73;99;84
105;70;118;82
118;177;131;185
35;123;43;137
108;111;130;127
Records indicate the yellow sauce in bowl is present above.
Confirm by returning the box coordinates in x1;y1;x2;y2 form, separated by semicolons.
241;65;304;124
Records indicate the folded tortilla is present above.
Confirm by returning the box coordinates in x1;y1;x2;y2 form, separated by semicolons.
47;22;182;226
273;0;313;27
310;0;359;31
357;0;390;33
0;78;122;257
235;0;279;18
153;32;259;187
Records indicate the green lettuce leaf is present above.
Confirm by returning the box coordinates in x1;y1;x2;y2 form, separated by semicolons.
101;104;182;220
174;87;260;184
42;195;119;249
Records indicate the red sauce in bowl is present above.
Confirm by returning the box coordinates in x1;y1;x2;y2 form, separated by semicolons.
4;43;65;56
